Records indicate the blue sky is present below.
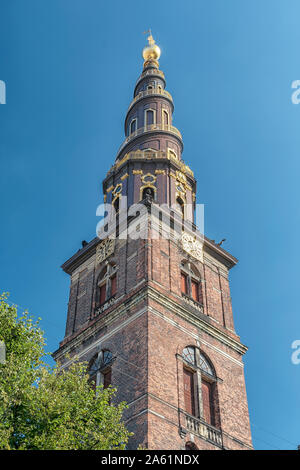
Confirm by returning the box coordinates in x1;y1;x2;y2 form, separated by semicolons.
0;0;299;450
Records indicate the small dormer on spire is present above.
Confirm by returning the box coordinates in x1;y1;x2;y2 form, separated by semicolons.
142;29;161;69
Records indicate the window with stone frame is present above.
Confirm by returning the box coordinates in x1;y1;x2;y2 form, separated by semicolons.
182;346;217;426
180;261;202;304
129;118;137;134
96;263;117;307
88;350;113;391
163;109;169;126
142;186;155;200
145;109;155;125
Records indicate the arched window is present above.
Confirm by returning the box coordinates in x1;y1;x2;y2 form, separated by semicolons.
142;186;155;201
185;441;198;450
129;118;137;134
182;346;217;426
180;261;202;304
89;350;113;390
145;109;155;126
163;109;169;126
96;264;117;307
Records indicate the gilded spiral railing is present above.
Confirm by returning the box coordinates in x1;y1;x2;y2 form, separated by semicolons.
127;87;173;114
117;124;182;157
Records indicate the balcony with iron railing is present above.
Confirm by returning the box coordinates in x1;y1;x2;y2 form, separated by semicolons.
116;123;182;158
183;411;223;448
127;87;173;114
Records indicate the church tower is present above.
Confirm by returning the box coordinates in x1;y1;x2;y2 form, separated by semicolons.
53;34;253;450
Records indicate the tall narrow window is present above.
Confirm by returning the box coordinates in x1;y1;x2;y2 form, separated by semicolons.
145;109;154;125
96;264;117;308
163;109;169;125
182;346;218;426
181;272;188;295
201;379;214;425
180;261;202;305
88;350;113;390
183;368;195;416
99;283;106;305
191;279;199;302
103;369;112;389
111;274;117;297
130;119;137;134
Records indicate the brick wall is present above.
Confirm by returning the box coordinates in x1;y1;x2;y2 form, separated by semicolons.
55;228;252;450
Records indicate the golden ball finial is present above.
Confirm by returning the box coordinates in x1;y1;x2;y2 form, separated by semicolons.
142;30;161;65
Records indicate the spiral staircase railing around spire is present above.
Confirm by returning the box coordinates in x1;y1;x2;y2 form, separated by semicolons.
127;87;173;114
135;68;165;89
116;123;182;158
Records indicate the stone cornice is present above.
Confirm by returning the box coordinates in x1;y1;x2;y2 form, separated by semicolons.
147;285;248;356
103;155;195;188
53;281;247;364
203;237;238;269
61;237;99;275
61;230;237;277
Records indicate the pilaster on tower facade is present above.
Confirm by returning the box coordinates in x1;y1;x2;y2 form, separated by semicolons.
53;33;253;450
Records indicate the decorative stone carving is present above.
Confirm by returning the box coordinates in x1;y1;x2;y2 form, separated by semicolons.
96;238;115;264
142;173;157;184
181;232;203;262
176;170;187;184
112;183;122;196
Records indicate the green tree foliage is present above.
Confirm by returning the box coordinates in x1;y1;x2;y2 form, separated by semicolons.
0;294;132;449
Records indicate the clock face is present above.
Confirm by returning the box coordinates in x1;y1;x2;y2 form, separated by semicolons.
96;238;115;264
181;233;203;262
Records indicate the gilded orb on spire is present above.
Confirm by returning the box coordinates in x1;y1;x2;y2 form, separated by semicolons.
142;30;161;67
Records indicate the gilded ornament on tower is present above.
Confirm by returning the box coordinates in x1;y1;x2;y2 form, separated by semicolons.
142;30;161;68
